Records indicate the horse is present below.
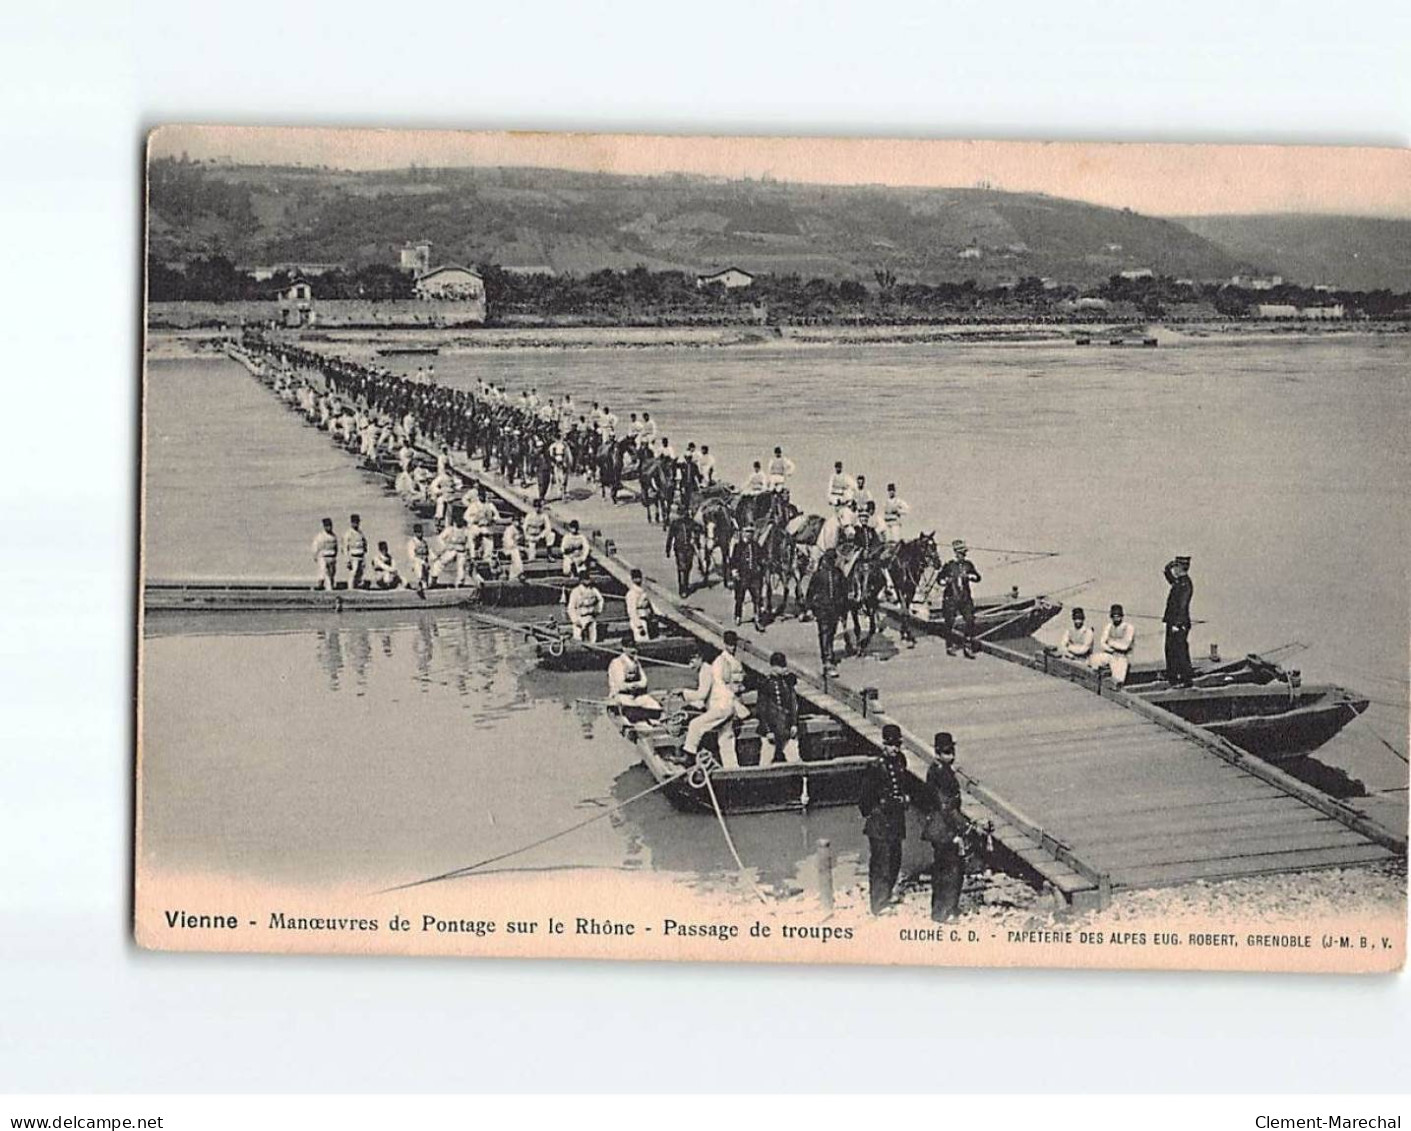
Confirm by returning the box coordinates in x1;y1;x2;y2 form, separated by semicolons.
639;456;677;525
889;532;943;635
597;436;627;503
735;487;791;532
696;497;738;585
843;526;894;650
757;519;808;620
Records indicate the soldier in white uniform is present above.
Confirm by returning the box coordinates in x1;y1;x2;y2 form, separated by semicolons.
342;514;369;590
1090;604;1136;685
312;517;339;591
405;524;431;592
639;412;657;446
432;517;472;588
881;483;911;542
766;446;796;491
371;541;401;589
566;572;605;642
606;639;663;722
625;568;658;642
501;520;525;581
710;630;748;699
547;436;570;497
695;445;716;484
826;461;856;510
428;467;458;525
852;474;874;516
559;520;591;576
742;461;769;496
521;499;555;561
1057;607;1095;662
681;638;750;769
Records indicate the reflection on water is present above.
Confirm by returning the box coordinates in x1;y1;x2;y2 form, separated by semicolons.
404;337;1409;831
144;336;1409;881
142;609;866;892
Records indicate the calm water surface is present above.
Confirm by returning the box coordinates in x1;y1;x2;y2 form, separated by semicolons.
142;337;1410;884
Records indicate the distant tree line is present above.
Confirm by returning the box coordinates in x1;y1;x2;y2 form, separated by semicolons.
147;256;413;302
148;256;1411;322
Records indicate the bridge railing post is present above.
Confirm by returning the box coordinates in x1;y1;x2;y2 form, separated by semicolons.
816;838;834;913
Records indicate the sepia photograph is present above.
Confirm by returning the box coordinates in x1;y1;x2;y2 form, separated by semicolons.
135;125;1408;972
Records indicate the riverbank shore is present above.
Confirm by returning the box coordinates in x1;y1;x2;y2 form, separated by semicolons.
146;319;1409;359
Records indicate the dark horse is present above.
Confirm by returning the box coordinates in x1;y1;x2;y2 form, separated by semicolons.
639;456;677;525
758;518;807;620
735;487;791;532
847;529;942;649
696;496;737;585
597;436;631;503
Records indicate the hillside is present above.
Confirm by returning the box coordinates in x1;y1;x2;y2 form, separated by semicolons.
1175;214;1411;292
147;159;1254;288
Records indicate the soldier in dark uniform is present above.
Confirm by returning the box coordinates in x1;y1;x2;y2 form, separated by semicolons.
858;723;910;914
921;732;966;922
729;523;766;629
755;651;800;764
939;540;982;658
1162;554;1195;687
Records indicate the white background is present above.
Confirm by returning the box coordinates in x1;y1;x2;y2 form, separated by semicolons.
1;0;1408;1095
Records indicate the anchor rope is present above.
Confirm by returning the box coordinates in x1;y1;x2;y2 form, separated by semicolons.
373;773;684;895
701;766;770;905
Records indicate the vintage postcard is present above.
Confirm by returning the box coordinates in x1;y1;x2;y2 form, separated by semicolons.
137;125;1408;971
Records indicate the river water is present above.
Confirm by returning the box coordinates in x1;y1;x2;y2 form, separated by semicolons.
141;336;1410;893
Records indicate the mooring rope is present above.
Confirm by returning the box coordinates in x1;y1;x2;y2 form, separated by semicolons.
701;768;770;905
1348;710;1409;766
373;773;684;895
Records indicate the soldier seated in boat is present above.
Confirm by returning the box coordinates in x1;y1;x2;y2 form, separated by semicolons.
1056;606;1095;662
559;520;591;576
566;570;605;643
625;568;658;642
371;541;401;589
607;638;663;724
680;643;747;770
521;498;555;561
431;516;472;589
1090;604;1136;686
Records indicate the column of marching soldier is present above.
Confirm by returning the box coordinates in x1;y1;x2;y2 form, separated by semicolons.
246;336;1200;920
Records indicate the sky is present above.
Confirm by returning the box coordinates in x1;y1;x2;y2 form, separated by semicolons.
149;126;1411;218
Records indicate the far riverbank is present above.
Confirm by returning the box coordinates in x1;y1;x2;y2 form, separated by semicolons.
147;318;1409;358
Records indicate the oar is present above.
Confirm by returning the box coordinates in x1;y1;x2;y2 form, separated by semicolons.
1121;611;1209;625
465;610;559;640
966;545;1061;558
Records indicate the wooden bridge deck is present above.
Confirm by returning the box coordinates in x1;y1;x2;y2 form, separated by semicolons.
231;350;1398;906
470;470;1397;902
